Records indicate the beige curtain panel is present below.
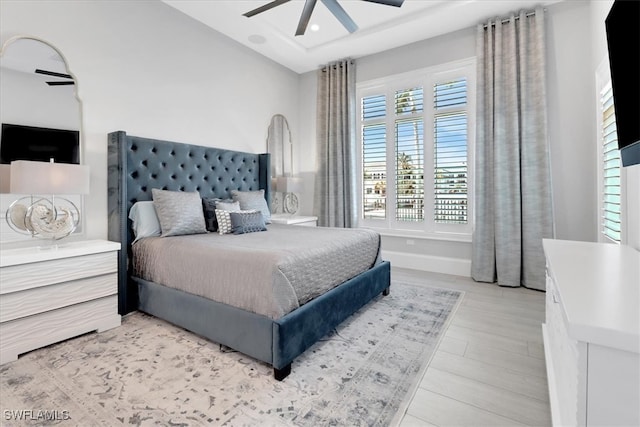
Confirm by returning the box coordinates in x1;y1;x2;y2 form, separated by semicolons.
471;8;554;291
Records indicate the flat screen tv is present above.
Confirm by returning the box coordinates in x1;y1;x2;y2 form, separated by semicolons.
605;0;640;167
0;123;80;165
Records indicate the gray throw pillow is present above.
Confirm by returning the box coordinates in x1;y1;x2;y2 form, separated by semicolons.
152;189;207;237
230;210;267;235
231;190;271;224
202;198;237;232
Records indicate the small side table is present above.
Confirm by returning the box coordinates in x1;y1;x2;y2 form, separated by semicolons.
270;214;318;227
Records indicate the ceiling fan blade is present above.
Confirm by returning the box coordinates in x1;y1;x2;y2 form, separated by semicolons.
321;0;358;33
362;0;404;6
295;0;318;36
243;0;292;18
35;69;72;79
46;81;75;86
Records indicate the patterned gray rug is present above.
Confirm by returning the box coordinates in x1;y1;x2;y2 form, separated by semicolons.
1;282;461;427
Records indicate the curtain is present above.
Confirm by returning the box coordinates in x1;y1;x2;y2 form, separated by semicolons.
314;59;357;228
471;8;554;291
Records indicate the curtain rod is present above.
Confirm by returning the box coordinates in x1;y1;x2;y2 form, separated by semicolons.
321;59;354;72
483;8;545;28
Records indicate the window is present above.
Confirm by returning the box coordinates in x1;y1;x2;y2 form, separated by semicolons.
600;81;622;243
357;60;475;236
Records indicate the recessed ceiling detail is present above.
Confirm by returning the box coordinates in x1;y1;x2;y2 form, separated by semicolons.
243;0;405;36
162;0;562;74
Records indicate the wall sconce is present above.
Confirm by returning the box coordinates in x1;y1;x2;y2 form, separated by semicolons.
4;159;89;243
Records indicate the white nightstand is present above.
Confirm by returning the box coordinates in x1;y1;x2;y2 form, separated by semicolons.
0;239;121;364
270;214;318;227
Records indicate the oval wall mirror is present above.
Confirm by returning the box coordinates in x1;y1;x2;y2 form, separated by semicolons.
0;37;84;243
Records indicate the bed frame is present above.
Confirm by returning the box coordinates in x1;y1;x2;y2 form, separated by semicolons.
107;131;390;380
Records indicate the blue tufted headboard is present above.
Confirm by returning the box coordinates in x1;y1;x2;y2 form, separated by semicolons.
107;131;270;314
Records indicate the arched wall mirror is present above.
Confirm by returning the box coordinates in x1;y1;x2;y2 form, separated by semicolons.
266;114;301;214
0;37;85;244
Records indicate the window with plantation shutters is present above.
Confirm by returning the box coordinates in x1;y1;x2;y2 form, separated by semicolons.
600;82;621;242
357;60;475;236
362;94;387;219
434;79;468;224
395;88;424;222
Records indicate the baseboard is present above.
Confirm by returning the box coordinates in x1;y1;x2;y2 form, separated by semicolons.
381;250;471;277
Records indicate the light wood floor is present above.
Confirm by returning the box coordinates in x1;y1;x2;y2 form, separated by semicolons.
393;267;551;427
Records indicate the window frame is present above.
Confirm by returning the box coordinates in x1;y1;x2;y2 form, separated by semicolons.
356;58;476;238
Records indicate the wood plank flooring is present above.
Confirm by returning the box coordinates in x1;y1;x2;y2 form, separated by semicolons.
393;267;551;427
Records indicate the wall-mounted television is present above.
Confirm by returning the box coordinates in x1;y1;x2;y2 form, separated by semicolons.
0;123;80;165
605;0;640;167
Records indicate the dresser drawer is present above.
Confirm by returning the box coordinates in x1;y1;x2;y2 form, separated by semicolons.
0;295;120;365
0;273;117;323
0;252;117;294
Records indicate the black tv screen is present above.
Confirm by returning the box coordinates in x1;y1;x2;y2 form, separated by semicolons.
605;0;640;167
0;123;80;164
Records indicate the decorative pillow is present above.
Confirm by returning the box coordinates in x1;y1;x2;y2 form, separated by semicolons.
202;198;238;232
152;189;207;237
231;190;271;224
230;210;267;235
215;209;234;235
128;201;161;243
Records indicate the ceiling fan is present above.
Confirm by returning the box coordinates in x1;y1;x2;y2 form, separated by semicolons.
35;68;75;86
243;0;405;36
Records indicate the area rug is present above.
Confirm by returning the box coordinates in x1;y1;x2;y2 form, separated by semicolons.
0;282;462;427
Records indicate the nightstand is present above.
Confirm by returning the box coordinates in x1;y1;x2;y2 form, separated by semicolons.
0;239;121;364
270;214;318;227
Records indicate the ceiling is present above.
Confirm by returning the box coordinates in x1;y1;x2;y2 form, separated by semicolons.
162;0;560;74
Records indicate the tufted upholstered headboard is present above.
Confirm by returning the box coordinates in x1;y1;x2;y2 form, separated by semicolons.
107;131;270;314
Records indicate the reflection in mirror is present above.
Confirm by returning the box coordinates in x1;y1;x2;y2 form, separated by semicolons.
266;114;292;178
0;37;83;245
266;114;301;214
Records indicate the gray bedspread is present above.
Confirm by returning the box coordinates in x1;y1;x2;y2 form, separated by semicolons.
132;224;381;319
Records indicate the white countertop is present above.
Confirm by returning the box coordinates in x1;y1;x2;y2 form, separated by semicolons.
543;239;640;353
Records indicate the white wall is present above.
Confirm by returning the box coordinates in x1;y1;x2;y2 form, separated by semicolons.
299;1;597;275
546;0;596;242
0;0;299;244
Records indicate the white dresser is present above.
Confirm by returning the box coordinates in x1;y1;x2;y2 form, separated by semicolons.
542;239;639;426
0;239;121;365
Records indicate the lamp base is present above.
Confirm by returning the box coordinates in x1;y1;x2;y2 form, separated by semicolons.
6;196;80;241
283;192;299;215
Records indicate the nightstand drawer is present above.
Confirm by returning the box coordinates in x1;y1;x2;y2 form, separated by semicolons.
0;251;117;294
270;214;318;227
0;273;117;323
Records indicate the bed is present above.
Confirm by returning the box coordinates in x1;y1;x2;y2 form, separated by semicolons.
107;131;391;380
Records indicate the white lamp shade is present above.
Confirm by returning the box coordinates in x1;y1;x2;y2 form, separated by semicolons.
275;176;302;193
9;160;90;195
0;164;11;193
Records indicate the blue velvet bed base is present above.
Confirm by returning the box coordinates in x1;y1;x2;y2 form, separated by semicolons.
137;260;390;376
107;130;392;380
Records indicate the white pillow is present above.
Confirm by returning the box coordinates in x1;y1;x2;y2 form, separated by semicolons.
231;190;271;224
129;201;161;243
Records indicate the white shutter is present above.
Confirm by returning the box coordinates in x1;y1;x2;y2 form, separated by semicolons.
395;88;424;222
601;83;621;242
362;94;387;220
433;78;468;224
